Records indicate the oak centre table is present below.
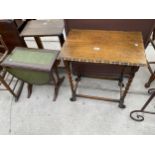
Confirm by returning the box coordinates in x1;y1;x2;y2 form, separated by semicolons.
60;29;147;108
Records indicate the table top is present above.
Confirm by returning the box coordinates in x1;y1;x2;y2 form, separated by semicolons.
20;20;64;37
60;29;147;67
2;47;59;72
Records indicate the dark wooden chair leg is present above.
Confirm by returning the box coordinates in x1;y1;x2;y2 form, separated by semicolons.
51;61;65;101
27;84;32;98
54;62;65;82
14;81;24;101
59;33;65;47
51;67;64;101
51;72;59;101
53;78;64;102
152;29;155;41
52;74;57;101
54;69;65;90
34;37;44;49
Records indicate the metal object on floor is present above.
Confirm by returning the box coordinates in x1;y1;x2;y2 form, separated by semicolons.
145;39;155;88
130;88;155;122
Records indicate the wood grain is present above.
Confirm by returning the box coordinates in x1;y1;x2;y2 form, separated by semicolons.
61;29;147;66
20;20;64;37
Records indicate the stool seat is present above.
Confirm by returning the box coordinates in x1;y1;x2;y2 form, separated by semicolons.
2;47;59;72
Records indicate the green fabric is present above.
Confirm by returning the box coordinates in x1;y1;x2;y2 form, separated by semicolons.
7;68;50;85
9;49;55;65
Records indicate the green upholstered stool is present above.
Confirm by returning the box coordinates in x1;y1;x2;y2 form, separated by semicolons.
2;47;64;101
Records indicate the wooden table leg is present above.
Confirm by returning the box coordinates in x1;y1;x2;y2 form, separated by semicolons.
118;66;126;87
119;67;126;108
51;72;57;101
59;33;65;47
14;81;24;101
51;64;65;101
34;37;44;49
153;29;155;41
51;71;64;101
27;84;32;98
64;61;76;101
119;67;137;108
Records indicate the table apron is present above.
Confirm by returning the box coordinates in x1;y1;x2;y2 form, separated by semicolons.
64;60;139;108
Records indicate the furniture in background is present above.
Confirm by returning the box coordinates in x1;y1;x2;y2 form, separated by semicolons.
61;29;146;108
65;19;154;48
20;19;65;97
2;47;64;101
0;19;29;53
0;35;24;101
20;19;65;48
13;19;31;32
152;28;155;41
64;19;154;79
0;19;31;100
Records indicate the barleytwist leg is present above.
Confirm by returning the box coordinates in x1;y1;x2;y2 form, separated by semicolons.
64;61;76;101
119;67;137;109
118;66;126;108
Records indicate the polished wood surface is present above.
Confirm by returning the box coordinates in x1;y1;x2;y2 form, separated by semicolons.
64;19;155;48
20;20;64;37
61;29;147;66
